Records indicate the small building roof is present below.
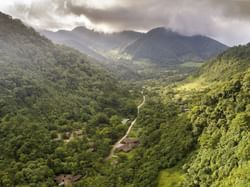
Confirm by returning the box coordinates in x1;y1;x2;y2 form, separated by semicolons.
55;174;82;186
122;118;130;125
122;138;139;144
117;144;133;152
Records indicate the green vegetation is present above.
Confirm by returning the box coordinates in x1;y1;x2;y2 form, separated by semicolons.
182;72;250;187
198;44;250;81
0;11;249;187
157;168;184;187
101;43;250;187
0;12;139;186
103;92;195;187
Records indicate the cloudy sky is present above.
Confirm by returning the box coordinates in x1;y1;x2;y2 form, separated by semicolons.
1;0;250;46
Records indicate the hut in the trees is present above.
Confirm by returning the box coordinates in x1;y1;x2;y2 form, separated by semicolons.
55;174;82;186
117;138;140;152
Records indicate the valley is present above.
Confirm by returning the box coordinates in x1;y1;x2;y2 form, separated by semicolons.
0;9;249;187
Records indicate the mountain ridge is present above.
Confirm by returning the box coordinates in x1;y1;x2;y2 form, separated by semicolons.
41;26;228;65
41;26;143;61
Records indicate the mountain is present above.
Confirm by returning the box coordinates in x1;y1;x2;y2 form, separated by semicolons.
124;27;228;64
41;27;143;61
41;27;227;66
0;12;138;186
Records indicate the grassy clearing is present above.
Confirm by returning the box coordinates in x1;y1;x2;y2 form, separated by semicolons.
157;168;184;187
180;61;204;68
176;78;208;91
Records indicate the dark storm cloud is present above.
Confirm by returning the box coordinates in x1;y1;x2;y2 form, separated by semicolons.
64;0;170;30
62;0;250;29
2;0;250;45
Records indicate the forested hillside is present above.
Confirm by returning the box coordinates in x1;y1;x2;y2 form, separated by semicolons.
180;43;250;186
182;71;250;187
103;43;249;187
198;44;250;81
0;12;139;186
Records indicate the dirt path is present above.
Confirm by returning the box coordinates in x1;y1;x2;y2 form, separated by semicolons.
106;94;146;160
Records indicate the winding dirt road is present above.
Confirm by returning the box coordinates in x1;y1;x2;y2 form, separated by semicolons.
106;94;146;160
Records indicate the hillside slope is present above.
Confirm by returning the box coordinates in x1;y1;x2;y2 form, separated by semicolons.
124;27;228;65
180;45;250;186
103;44;249;187
198;43;250;81
162;45;249;187
0;12;139;186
